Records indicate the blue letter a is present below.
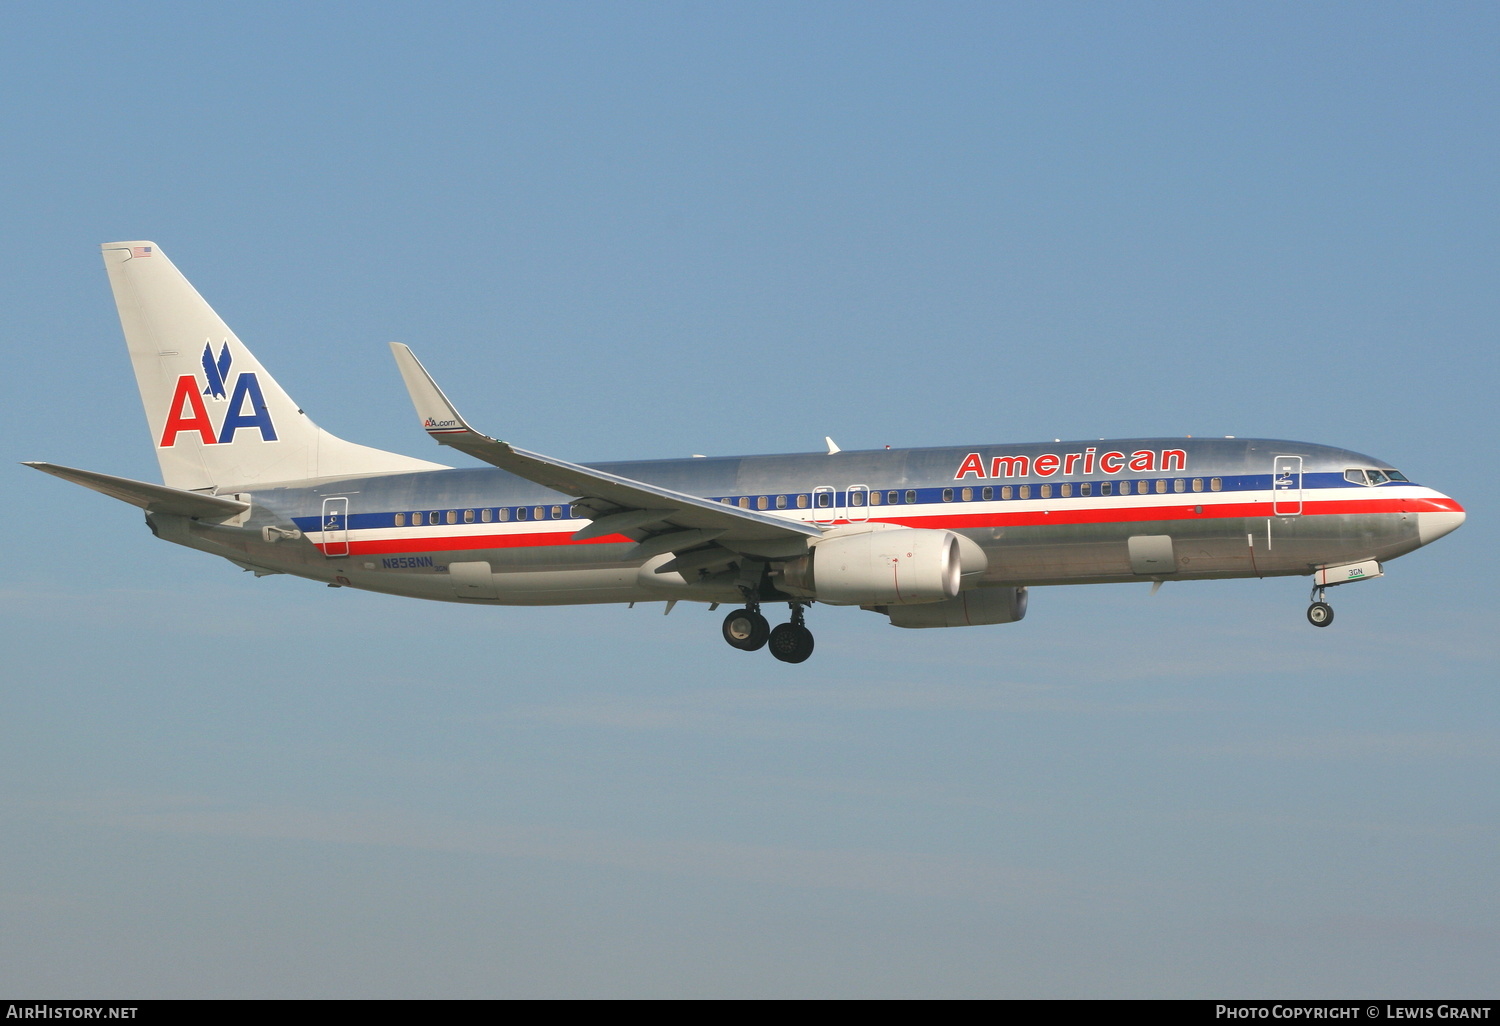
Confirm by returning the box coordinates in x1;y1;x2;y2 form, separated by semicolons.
218;373;278;443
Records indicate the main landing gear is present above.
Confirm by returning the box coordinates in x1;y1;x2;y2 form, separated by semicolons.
722;602;814;663
722;605;770;651
1306;584;1334;628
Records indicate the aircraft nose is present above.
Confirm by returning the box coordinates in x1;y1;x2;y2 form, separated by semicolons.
1417;502;1466;546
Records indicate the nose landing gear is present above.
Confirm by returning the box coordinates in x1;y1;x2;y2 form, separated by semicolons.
722;601;815;662
1306;584;1334;628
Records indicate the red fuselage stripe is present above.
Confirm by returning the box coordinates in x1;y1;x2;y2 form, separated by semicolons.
334;495;1459;556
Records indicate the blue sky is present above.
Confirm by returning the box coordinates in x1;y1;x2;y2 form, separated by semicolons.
2;1;1496;997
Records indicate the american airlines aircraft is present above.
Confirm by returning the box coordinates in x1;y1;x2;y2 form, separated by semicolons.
27;242;1466;663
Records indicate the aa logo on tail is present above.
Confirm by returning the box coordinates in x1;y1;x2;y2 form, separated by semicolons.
159;342;279;447
201;341;232;399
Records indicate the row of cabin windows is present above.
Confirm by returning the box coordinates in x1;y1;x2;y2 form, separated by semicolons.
718;478;1226;510
391;476;1233;527
393;505;580;527
944;477;1224;501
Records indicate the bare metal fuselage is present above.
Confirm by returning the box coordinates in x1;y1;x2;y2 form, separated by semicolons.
154;436;1460;609
30;242;1465;657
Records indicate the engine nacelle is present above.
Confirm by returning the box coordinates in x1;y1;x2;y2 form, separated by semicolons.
781;527;962;605
880;586;1028;628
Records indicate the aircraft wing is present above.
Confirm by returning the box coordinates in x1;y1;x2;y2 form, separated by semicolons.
390;344;819;566
24;462;250;520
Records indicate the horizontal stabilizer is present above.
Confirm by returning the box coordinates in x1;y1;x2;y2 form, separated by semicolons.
23;462;250;520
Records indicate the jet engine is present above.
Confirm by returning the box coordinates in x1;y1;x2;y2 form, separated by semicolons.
780;527;966;605
879;586;1028;628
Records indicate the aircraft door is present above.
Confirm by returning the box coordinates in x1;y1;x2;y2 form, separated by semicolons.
846;484;870;523
1272;456;1303;515
812;486;837;524
320;496;350;556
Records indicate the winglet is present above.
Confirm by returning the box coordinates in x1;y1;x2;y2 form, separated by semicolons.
390;343;474;436
389;342;514;454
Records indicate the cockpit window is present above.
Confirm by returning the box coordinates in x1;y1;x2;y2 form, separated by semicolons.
1346;468;1407;486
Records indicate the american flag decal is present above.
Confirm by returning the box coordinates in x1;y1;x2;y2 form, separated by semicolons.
132;246;153;257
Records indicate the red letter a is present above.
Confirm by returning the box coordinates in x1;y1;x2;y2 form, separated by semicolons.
956;452;986;479
159;376;217;447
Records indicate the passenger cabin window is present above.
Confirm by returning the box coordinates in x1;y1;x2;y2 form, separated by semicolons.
481;509;492;523
797;494;809;509
960;487;972;502
1192;478;1204;492
904;490;917;504
551;506;563;519
1080;482;1092;496
446;510;458;525
1039;484;1051;499
516;507;528;521
776;495;788;509
395;513;406;527
1101;482;1112;496
1001;486;1013;500
1210;478;1222;491
756;496;768;510
738;497;750;509
868;491;882;506
942;488;954;502
1018;485;1031;499
498;508;510;522
464;509;475;523
981;486;993;501
1060;483;1072;498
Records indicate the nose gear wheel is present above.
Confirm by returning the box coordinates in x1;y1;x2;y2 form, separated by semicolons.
1306;584;1334;628
1307;602;1334;627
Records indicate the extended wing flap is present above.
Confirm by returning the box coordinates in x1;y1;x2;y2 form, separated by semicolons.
24;462;250;520
389;344;820;547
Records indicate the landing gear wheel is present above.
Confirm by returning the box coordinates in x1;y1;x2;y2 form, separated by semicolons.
768;623;815;663
1307;602;1334;628
722;608;770;651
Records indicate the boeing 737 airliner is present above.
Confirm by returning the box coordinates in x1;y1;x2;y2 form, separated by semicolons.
27;242;1466;663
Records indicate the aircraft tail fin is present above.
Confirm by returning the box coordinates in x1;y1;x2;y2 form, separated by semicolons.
101;241;445;490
